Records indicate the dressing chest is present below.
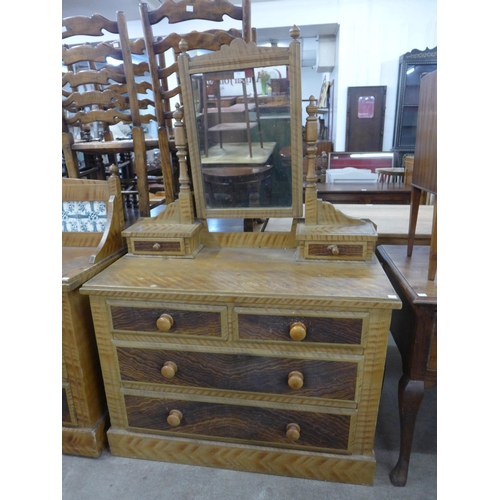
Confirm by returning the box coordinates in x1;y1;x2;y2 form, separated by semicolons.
81;32;401;484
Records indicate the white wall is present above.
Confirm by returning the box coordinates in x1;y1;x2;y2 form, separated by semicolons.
333;0;437;150
242;0;437;151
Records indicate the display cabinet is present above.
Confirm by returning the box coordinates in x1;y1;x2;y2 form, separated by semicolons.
392;47;437;168
82;28;401;485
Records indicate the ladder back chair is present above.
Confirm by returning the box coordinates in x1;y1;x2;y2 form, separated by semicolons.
138;0;254;195
62;11;159;217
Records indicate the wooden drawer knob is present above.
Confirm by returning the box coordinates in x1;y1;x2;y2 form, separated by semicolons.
286;423;301;441
288;371;304;389
289;321;306;341
161;361;178;379
152;242;161;250
156;313;174;331
167;409;183;427
327;244;340;255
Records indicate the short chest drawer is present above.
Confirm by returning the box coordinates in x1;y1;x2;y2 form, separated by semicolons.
235;309;365;346
305;242;368;261
129;238;185;256
109;304;227;339
117;347;359;402
124;395;353;452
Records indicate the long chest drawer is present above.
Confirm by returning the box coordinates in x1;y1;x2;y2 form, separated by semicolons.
116;347;360;402
124;394;353;453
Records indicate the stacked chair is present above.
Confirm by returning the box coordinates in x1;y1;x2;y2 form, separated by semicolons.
62;11;173;217
62;0;253;219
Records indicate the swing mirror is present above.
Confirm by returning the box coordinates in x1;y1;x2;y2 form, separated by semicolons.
178;28;303;220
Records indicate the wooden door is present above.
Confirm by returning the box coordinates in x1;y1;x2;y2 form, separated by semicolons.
346;86;386;151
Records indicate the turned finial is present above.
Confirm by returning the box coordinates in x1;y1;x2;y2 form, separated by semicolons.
173;102;182;121
179;38;188;53
289;25;300;40
109;164;119;178
306;95;318;116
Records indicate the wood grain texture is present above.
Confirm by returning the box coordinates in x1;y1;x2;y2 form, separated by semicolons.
62;176;125;456
131;239;182;255
116;347;358;401
412;71;437;194
351;308;392;455
124;395;352;451
62;14;118;39
110;305;223;337
62;414;108;458
306;243;365;259
84;237;399;483
81;248;401;310
236;312;363;345
107;429;376;485
62;289;107;428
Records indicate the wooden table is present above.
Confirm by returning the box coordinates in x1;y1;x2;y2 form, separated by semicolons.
315;182;411;204
201;142;276;165
375;245;437;486
265;204;433;246
203;165;273;208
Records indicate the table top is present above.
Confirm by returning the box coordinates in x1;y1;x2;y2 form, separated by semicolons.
376;245;437;305
203;165;273;181
316;182;410;193
201;142;276;165
265;204;433;244
335;204;433;239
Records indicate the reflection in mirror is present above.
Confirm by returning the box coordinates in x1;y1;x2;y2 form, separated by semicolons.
190;64;292;210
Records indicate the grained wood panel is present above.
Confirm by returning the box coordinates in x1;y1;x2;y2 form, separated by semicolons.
237;313;363;345
412;70;437;194
62;414;108;458
110;305;222;337
62;289;107;427
81;249;400;310
117;347;358;401
108;429;376;485
307;243;364;258
132;239;182;254
124;395;352;451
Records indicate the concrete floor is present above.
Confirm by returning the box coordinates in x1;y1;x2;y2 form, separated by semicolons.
62;338;437;499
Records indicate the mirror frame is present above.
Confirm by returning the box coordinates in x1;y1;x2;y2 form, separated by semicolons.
178;28;303;219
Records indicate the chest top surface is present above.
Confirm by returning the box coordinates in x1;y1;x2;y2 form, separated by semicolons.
81;247;401;309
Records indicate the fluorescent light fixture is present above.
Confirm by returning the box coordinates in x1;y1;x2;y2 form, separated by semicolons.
106;56;122;66
406;67;415;75
350;153;393;158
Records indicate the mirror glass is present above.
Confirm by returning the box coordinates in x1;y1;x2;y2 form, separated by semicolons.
189;64;292;211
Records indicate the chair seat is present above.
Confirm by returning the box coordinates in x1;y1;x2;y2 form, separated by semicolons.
72;138;159;154
376;167;405;183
